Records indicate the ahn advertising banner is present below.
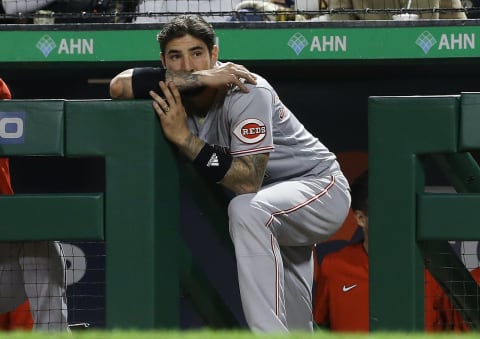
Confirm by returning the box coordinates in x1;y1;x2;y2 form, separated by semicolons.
0;25;479;62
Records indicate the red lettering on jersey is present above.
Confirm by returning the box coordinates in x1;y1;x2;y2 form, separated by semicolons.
233;118;267;144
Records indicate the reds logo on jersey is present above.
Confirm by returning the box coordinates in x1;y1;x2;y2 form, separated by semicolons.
233;118;267;144
279;106;286;120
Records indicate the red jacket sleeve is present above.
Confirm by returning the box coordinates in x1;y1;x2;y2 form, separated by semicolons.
0;78;12;100
0;78;14;195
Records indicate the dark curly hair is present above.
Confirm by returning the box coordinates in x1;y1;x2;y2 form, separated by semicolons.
156;14;216;55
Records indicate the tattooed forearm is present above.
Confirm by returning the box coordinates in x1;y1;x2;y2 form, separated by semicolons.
176;132;269;194
178;133;205;160
166;70;203;91
221;153;269;194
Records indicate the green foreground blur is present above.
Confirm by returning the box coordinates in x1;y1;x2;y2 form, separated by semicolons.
0;330;478;339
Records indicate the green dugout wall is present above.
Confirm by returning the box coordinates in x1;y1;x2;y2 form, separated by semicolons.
369;93;480;331
2;94;480;330
0;99;181;329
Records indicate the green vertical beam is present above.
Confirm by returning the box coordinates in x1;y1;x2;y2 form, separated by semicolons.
65;99;180;329
368;95;459;331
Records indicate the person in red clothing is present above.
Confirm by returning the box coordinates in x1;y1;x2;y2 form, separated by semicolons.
0;78;34;331
0;78;68;331
313;170;466;332
0;78;14;195
433;265;480;331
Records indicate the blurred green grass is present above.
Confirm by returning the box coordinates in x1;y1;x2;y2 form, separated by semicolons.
0;330;478;339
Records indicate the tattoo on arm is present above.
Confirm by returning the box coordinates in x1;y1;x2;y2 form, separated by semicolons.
166;70;202;91
177;131;269;194
178;133;205;161
221;153;269;194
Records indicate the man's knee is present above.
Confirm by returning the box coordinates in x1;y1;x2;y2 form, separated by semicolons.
227;193;255;222
228;193;262;238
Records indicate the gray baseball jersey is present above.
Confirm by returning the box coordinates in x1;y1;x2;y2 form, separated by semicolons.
187;75;340;186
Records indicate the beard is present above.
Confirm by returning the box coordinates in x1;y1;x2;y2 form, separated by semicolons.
181;86;210;118
179;85;208;97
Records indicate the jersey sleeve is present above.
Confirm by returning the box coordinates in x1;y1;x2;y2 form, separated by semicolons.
228;87;274;157
132;67;166;99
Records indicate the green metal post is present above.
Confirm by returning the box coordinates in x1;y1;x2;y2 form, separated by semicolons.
65;99;180;329
368;95;460;331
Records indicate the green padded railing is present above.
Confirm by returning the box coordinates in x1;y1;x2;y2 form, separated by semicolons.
368;93;480;331
0;99;238;329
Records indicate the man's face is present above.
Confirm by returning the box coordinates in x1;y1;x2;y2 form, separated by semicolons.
161;34;218;72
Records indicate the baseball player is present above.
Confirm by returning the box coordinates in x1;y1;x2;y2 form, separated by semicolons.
313;170;469;331
110;14;350;332
0;78;69;331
